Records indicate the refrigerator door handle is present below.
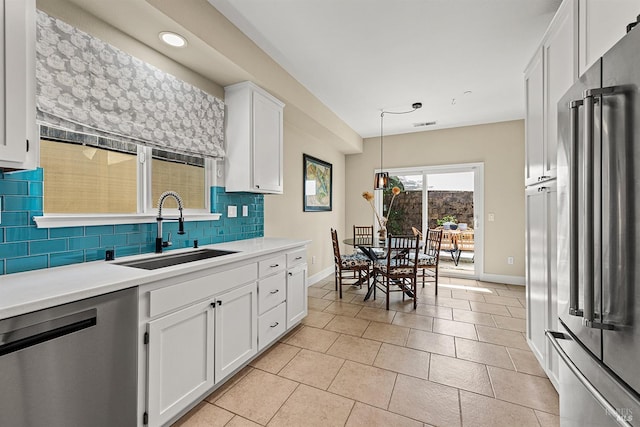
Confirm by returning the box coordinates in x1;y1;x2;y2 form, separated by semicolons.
569;99;583;317
583;91;596;325
546;330;632;427
583;88;616;331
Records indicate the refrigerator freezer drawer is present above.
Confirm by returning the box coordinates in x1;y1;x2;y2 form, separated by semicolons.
547;327;639;426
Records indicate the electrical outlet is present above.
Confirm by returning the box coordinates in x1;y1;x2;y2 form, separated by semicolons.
507;256;514;265
227;205;237;218
488;213;495;222
311;255;316;264
242;205;248;216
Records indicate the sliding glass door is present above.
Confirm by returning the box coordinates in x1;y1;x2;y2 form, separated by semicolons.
375;163;483;278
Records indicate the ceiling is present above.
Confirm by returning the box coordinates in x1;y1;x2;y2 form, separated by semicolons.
42;0;561;141
207;0;562;138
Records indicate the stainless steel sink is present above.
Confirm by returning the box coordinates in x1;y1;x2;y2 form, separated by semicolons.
115;249;238;270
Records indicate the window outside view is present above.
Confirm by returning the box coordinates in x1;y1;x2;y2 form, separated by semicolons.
385;172;475;276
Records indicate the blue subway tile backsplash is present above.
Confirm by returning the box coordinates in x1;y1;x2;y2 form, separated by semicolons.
0;167;264;275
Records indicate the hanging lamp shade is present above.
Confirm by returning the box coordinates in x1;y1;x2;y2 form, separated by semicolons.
374;171;389;189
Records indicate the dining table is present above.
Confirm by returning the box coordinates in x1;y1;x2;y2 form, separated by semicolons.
342;237;383;301
343;237;418;301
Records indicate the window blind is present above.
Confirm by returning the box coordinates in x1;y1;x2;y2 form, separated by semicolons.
35;11;225;159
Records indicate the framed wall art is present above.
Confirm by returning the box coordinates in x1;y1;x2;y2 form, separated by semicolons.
303;154;332;212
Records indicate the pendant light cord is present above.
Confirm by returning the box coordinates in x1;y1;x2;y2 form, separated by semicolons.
379;102;422;173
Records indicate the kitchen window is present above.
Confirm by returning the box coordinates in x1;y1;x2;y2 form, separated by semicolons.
35;134;219;228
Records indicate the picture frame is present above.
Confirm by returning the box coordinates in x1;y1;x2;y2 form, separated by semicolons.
303;154;332;212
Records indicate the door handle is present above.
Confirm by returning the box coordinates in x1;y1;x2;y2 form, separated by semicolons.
569;99;583;317
546;330;628;425
582;88;615;330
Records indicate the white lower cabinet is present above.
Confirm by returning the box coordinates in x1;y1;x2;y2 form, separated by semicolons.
214;282;258;380
258;302;287;351
140;245;308;427
146;299;215;427
286;264;307;328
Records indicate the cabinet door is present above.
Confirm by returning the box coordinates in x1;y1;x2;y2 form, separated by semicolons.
526;182;557;386
579;0;640;76
147;300;215;427
286;264;307;328
543;0;577;181
252;90;283;193
215;282;258;382
0;0;29;165
524;48;544;186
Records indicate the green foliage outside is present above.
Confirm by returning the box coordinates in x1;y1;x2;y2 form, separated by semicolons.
384;176;405;235
436;215;457;226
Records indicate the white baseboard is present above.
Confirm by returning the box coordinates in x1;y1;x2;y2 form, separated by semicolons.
307;266;333;287
479;273;525;286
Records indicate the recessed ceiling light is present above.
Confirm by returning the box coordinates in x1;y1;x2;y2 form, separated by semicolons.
159;31;187;48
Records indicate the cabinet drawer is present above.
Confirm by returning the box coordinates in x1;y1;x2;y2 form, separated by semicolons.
258;254;286;277
149;263;257;318
287;248;306;268
258;271;286;314
258;302;286;351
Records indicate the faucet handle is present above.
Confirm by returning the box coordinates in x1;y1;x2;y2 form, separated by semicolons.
162;232;173;248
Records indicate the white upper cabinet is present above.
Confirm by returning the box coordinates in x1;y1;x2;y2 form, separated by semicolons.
525;0;577;185
542;0;578;182
524;48;545;186
224;81;284;194
579;0;640;77
0;0;37;170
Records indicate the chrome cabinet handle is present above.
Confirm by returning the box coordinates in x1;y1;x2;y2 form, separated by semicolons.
295;256;303;260
569;99;583;317
270;322;279;328
546;330;628;425
270;289;279;294
270;264;279;268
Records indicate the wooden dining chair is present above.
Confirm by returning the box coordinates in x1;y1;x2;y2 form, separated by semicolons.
416;229;443;295
439;229;459;264
331;228;370;298
372;234;420;310
353;225;374;253
455;229;475;264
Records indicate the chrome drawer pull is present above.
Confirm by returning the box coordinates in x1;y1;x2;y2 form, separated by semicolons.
295;256;303;260
270;264;279;268
270;322;279;328
270;289;279;294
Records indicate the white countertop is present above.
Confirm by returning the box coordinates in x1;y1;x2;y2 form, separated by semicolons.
0;237;309;320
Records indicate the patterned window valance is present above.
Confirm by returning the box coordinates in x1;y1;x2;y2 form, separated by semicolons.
35;11;225;159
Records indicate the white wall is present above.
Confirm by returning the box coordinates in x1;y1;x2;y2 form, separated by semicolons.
346;120;526;280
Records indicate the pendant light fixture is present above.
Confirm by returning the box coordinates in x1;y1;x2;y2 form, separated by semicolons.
374;102;422;189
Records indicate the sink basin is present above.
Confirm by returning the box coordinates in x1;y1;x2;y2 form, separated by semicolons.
115;249;238;270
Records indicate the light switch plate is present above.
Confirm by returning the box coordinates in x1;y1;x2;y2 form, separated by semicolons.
242;205;248;217
227;205;237;218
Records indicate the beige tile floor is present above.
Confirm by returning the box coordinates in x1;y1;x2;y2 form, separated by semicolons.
173;276;559;427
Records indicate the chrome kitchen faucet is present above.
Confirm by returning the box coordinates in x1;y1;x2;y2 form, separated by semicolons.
156;191;185;253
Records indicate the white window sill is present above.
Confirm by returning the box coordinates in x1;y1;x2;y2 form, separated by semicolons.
33;213;222;229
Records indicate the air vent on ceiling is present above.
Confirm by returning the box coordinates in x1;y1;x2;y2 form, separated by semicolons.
413;121;437;127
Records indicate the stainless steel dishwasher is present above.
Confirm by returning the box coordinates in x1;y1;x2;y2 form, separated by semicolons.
0;287;138;427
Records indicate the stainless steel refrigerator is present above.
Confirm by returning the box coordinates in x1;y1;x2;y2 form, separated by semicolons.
551;21;640;427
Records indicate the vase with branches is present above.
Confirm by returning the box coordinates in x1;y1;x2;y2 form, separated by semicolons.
362;186;401;239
